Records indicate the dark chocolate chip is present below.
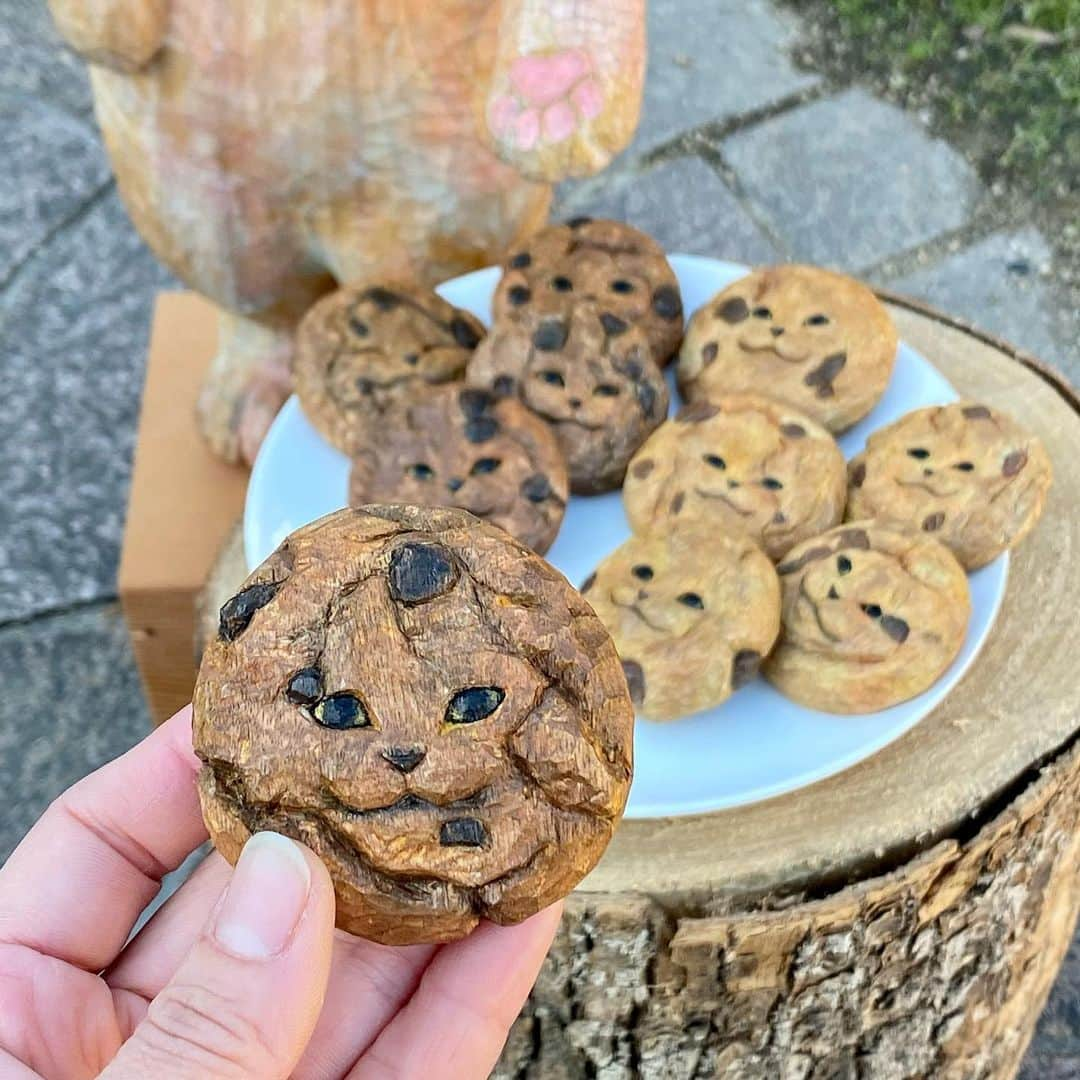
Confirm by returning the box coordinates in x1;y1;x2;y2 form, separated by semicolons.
509;251;531;269
364;286;399;310
880;615;910;644
580;572;597;594
458;388;492;419
440;817;489;847
492;375;516;398
508;285;531;306
731;649;762;690
671;491;685;514
314;692;369;729
450;316;482;349
701;342;718;365
465;416;500;443
600;312;629;336
623;359;643;380
781;423;806;438
676;401;720;424
621;659;646;707
652;285;683;321
922;512;945;532
1002;449;1028;477
777;545;832;575
631;458;655;479
388;542;459;605
533;319;568;352
285;667;323;706
635;380;659;418
219;580;282;641
837;528;870;551
716;297;749;324
521;473;553;503
356;378;375;396
348;316;369;337
804;351;847;398
962;405;992;420
850;462;867;488
566;215;593;228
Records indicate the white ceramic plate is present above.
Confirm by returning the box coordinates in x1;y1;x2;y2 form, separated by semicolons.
246;256;1008;819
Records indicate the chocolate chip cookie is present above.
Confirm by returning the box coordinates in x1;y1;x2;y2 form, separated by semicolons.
764;522;970;714
623;394;847;560
194;505;633;945
494;217;684;365
348;385;568;554
583;527;780;721
293;283;486;454
468;297;669;493
677;265;898;433
846;402;1052;570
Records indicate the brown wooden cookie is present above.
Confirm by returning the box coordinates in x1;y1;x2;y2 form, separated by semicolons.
467;298;669;493
493;217;684;365
293;283;485;454
677;265;898;433
846;402;1052;570
623;394;847;560
194;505;633;946
764;522;970;714
583;527;780;721
347;384;568;554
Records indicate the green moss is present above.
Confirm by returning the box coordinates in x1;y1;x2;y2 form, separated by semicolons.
786;0;1079;192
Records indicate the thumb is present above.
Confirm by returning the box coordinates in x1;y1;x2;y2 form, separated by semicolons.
104;832;336;1080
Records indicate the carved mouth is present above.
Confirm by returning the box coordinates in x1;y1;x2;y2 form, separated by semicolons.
324;789;487;819
613;598;668;634
737;337;810;363
798;579;841;643
896;478;959;498
693;487;753;516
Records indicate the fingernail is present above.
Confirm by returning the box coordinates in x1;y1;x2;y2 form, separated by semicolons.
213;832;311;959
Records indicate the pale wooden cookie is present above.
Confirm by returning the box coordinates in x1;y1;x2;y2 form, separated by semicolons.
846;402;1052;569
764;522;970;714
677;265;897;432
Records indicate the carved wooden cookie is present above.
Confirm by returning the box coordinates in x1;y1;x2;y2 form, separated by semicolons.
492;217;684;365
765;522;971;714
348;385;568;554
676;265;898;433
194;505;634;945
623;394;847;560
468;298;668;493
846;402;1052;570
583;527;780;721
293;283;485;454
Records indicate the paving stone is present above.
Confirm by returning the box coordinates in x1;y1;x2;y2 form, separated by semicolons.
0;604;149;863
0;96;110;283
556;156;781;264
0;0;94;119
722;89;983;269
884;227;1078;383
634;0;818;153
0;190;177;623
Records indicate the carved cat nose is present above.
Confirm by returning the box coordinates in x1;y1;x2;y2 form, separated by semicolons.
728;479;740;489
446;477;464;492
638;589;649;601
771;326;785;337
924;468;934;476
568;397;582;409
382;746;426;774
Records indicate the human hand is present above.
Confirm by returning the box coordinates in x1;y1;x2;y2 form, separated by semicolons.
0;706;562;1079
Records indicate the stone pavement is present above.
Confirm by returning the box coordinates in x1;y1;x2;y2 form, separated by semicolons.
0;2;1076;1073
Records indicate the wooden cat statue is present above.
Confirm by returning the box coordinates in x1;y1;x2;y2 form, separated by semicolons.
48;1;646;464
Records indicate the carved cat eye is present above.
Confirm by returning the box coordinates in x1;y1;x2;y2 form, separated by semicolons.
314;692;371;730
908;448;931;460
471;457;501;475
861;603;883;619
953;461;975;471
408;463;434;480
508;285;531;306
805;313;830;326
752;306;772;319
538;370;565;387
632;564;654;581
403;353;419;366
761;477;784;490
445;686;506;725
837;555;852;575
551;275;573;292
704;454;727;470
348;316;369;337
594;384;621;397
610;279;634;294
678;592;705;610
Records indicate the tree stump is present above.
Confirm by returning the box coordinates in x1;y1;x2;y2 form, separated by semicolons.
200;293;1080;1080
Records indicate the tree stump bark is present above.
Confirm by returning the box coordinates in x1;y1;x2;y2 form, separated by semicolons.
201;293;1080;1080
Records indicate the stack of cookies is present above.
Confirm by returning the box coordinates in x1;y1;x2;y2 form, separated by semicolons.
290;220;1053;722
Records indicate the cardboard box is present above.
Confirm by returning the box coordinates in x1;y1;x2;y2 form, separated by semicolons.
118;293;248;725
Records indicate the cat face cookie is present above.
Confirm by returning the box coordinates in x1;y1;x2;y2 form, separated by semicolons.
348;385;568;554
467;298;669;493
623;395;847;560
293;283;486;454
195;505;633;945
493;217;684;365
764;523;970;713
846;402;1052;569
583;528;780;721
677;265;897;432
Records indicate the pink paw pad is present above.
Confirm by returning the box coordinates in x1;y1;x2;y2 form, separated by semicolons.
489;48;604;151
